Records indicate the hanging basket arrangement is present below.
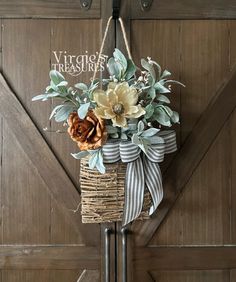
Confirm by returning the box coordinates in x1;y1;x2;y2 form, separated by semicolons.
32;17;184;226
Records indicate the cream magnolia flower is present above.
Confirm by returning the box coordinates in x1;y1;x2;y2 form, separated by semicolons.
93;82;145;127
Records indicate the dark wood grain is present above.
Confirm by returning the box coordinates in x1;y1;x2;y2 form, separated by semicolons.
131;0;236;19
0;245;99;269
0;0;100;18
134;246;236;270
0;73;88;240
132;63;236;246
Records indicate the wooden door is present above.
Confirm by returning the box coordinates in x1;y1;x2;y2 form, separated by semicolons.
116;1;236;281
0;1;119;281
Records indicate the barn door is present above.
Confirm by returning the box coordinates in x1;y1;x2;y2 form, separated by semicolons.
0;1;119;281
115;1;236;281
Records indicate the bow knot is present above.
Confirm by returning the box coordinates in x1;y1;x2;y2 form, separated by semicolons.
102;130;177;226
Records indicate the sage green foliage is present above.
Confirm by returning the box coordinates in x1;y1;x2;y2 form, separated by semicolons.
32;48;184;174
32;70;99;122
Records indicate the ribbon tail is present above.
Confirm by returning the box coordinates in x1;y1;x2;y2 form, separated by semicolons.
143;157;163;215
122;157;145;226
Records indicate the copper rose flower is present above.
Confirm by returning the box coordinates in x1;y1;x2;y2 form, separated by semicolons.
67;110;107;151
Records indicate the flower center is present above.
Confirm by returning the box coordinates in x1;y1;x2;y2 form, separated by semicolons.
112;103;125;115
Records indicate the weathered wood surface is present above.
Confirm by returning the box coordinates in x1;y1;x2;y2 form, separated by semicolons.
0;0;100;18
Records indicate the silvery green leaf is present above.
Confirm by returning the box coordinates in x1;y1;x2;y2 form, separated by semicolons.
164;80;186;87
57;81;68;87
107;57;122;79
149;135;165;144
110;133;119;139
148;87;156;99
156;94;170;104
154;108;171;127
121;133;128;140
96;150;106;174
141;128;159;137
145;104;155;119
138;138;150;154
125;59;136;80
171;111;180;123
49;104;64;120
126;123;137;131
161;69;171;79
74;83;88;91
89;152;99;169
161;105;173;117
106;125;118;134
32;94;48;101
141;59;156;81
149;60;161;78
49;70;65;86
113;48;127;71
154;82;171;93
71;151;89;159
55;104;74;122
77;102;90;119
131;134;141;145
138;121;145;132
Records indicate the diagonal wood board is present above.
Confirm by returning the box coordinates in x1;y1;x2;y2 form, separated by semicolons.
132;65;236;246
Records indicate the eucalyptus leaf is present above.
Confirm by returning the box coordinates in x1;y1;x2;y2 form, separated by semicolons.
96;150;106;174
124;59;136;80
154;108;171;127
141;128;160;137
71;151;89;159
138;121;145;132
147;87;156;99
74;83;88;91
149;135;165;144
113;48;127;71
106;125;119;134
156;94;170;104
145;104;155;119
54;104;75;122
89;152;99;169
161;69;171;79
154;82;171;93
121;133;128;140
141;59;156;81
32;94;48;101
78;102;90;119
49;70;65;86
171;111;180;123
49;104;64;120
107;57;122;80
164;80;186;87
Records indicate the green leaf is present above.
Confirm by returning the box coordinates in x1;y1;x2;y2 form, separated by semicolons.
138;120;145;132
74;83;88;91
49;104;64;120
156;94;170;104
107;57;122;80
154;82;171;93
54;104;74;122
89;152;99;169
106;125;118;134
141;59;156;81
71;151;90;159
171;111;180;123
161;69;171;79
147;87;156;99
110;133;119;139
141;128;159;137
32;94;47;101
121;133;128;140
145;104;155;119
164;80;186;87
49;70;65;86
77;102;90;119
149;135;165;144
96;150;106;174
124;59;136;80
113;48;127;71
154;108;171;127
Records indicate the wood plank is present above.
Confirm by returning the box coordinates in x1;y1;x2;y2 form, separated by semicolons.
150;115;231;246
0;245;100;270
134;247;236;270
146;270;229;282
132;63;236;246
230;269;236;282
131;0;236;19
49;19;101;244
2;270;82;282
0;0;100;18
0;72;89;241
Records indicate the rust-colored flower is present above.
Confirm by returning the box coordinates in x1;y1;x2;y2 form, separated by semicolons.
67;110;107;151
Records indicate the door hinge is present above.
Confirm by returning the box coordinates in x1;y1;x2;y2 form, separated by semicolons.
80;0;92;10
140;0;153;11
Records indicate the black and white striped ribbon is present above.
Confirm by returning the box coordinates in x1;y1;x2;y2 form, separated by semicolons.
102;130;177;226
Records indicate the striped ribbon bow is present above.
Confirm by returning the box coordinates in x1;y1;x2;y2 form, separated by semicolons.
102;130;177;226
